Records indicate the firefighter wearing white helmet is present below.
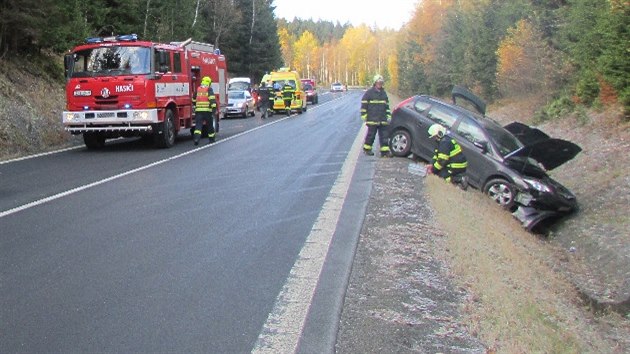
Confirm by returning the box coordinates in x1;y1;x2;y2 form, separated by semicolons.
427;123;468;189
360;74;391;157
193;76;218;145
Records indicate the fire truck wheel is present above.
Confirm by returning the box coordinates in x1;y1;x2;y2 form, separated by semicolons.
155;109;176;148
83;132;106;149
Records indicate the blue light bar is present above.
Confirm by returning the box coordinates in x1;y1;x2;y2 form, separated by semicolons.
117;34;138;41
85;34;138;44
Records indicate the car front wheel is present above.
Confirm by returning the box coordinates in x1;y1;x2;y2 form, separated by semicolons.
483;178;516;210
389;129;412;157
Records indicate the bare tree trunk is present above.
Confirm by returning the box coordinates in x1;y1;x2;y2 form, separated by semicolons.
249;0;256;45
143;0;151;38
192;0;200;28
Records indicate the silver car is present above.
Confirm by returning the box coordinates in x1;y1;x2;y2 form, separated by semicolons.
330;82;345;92
226;90;256;118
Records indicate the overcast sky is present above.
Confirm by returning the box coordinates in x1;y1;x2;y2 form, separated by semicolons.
272;0;418;30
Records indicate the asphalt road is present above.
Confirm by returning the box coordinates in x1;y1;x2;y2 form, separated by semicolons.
0;90;371;353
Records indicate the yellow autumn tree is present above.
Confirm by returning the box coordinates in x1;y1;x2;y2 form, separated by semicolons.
339;25;377;85
406;0;454;63
292;31;319;79
277;27;295;68
496;19;563;97
387;53;399;91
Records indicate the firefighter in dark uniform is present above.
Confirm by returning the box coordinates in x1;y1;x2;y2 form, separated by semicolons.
193;76;217;145
258;81;271;119
281;82;295;116
361;74;392;157
427;123;468;189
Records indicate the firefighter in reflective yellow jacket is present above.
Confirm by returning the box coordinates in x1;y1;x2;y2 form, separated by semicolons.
361;75;392;157
427;123;468;189
281;82;295;116
193;76;217;145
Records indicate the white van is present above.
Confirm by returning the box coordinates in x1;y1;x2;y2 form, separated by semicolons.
228;77;252;92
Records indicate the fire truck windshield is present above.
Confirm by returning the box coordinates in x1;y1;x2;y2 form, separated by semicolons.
70;46;151;77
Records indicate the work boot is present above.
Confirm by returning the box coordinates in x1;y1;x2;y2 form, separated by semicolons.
460;176;469;191
208;137;215;144
363;149;374;156
193;137;199;146
380;151;392;158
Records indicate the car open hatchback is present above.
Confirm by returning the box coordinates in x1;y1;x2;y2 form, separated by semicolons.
388;86;582;231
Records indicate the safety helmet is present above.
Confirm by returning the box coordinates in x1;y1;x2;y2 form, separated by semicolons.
201;76;212;86
428;124;446;139
373;74;384;84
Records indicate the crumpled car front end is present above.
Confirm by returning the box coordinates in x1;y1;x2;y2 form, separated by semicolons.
512;176;579;230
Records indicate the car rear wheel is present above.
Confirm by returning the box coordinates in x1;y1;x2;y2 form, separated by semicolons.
484;178;516;210
389;129;412;157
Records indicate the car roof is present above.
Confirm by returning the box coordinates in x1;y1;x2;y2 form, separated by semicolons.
417;95;487;120
412;94;581;170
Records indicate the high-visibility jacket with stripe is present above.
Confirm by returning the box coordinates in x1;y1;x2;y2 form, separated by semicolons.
432;136;467;175
281;84;295;100
360;86;391;125
194;85;217;112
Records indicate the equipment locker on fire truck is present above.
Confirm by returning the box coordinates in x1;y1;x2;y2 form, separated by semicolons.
62;34;227;149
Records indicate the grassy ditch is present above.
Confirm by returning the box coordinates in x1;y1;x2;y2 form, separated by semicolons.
424;175;621;353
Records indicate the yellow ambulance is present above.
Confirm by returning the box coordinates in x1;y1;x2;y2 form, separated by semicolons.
265;68;308;114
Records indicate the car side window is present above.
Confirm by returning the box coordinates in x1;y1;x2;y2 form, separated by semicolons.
414;100;431;113
456;117;487;146
427;105;458;128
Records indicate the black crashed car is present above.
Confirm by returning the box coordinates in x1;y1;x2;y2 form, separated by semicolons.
388;86;582;231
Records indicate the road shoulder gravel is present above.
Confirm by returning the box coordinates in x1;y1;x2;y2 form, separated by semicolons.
336;156;486;353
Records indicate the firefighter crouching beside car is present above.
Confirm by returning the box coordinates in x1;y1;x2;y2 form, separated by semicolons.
361;74;392;157
193;76;217;145
427;123;468;190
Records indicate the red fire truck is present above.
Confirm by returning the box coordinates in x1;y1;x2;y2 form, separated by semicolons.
62;34;228;148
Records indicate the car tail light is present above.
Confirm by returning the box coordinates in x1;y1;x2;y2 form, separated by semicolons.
394;96;414;111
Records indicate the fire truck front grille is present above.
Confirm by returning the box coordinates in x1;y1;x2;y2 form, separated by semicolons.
95;96;119;105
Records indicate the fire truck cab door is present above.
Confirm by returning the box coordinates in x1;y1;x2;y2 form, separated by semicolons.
64;54;74;80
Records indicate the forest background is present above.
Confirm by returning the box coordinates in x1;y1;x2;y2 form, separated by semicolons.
0;0;629;344
0;0;628;119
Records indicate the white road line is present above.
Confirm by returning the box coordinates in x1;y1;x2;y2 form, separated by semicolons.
0;123;284;219
0;99;348;220
252;124;366;354
0;145;84;165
